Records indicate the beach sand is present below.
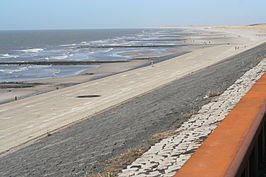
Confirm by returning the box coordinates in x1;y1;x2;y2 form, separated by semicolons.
0;59;148;104
0;28;241;104
0;26;266;155
216;24;266;32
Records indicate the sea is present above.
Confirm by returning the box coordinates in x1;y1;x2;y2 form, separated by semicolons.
0;28;188;82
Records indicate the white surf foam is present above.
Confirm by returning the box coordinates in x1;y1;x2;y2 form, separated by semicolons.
0;54;19;59
81;41;89;45
38;57;49;61
52;55;69;60
19;48;44;53
102;48;114;53
60;44;77;47
0;66;29;74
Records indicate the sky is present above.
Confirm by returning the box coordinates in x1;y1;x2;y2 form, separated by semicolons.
0;0;265;30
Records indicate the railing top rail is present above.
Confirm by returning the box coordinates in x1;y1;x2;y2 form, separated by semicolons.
174;73;266;177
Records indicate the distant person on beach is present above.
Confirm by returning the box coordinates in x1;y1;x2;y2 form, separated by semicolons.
150;59;154;67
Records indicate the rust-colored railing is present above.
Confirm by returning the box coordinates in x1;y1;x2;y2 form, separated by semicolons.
174;73;266;177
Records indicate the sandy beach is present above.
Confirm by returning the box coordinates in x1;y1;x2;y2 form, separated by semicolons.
0;26;266;156
0;27;249;104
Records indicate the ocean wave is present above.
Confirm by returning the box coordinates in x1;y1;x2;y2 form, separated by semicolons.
60;44;77;47
88;51;95;54
81;41;89;45
39;57;49;60
0;54;19;59
19;48;44;53
52;55;69;60
0;66;29;74
90;39;111;45
102;48;114;53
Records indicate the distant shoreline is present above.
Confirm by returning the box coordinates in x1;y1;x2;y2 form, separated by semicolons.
1;25;265;104
0;51;190;104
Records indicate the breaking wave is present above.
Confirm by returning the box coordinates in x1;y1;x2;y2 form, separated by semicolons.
19;48;44;53
0;54;19;59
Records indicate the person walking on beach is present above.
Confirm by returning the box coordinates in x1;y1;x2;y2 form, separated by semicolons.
150;59;154;67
